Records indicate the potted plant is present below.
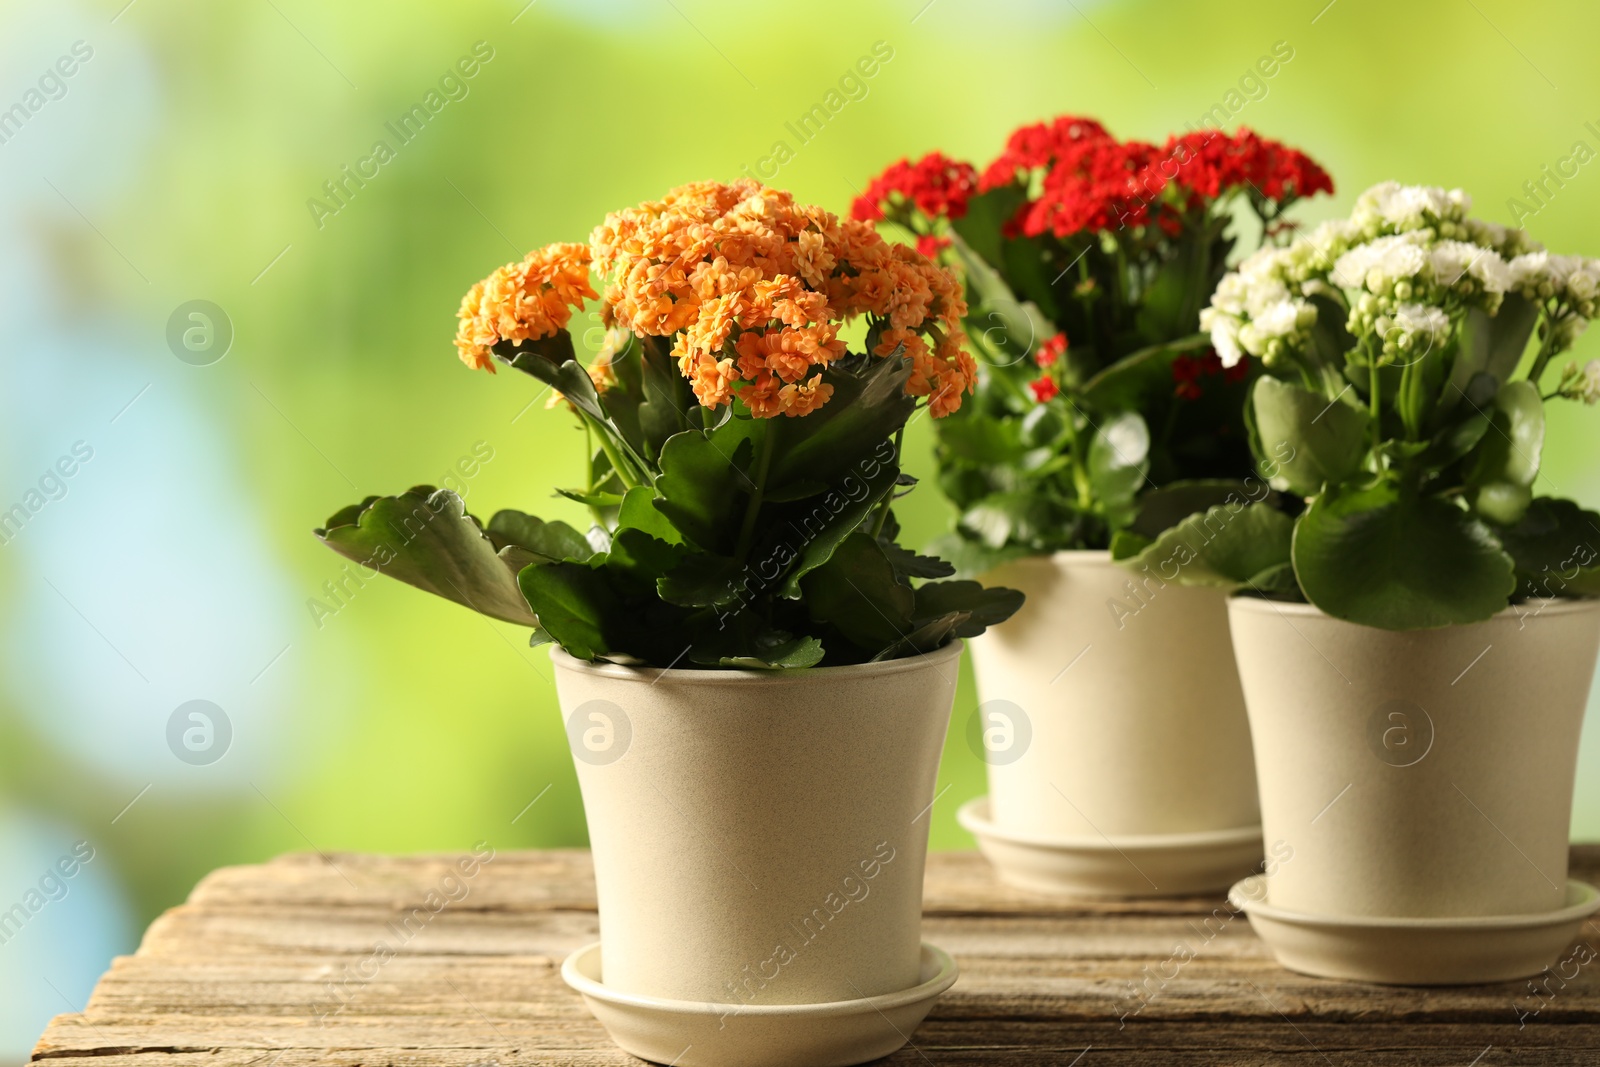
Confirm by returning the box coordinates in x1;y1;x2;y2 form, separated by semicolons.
315;180;1021;1065
854;119;1333;895
1161;180;1600;982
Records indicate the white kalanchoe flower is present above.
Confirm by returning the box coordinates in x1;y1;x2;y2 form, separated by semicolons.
1509;251;1576;300
1332;233;1429;293
1391;303;1451;347
1352;182;1469;235
1201;306;1244;368
1558;359;1600;404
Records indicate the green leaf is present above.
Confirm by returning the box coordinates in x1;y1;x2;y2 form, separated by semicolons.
1128;479;1266;540
1086;411;1150;525
766;353;915;487
655;551;747;609
1251;376;1367;496
636;334;695;460
924;532;1033;580
948;230;1055;368
1491;497;1600;598
1135;232;1208;343
910;579;1025;638
1079;335;1207;412
1466;380;1544;525
1123;503;1295;590
950;186;1027;272
616;486;682;544
712;633;827;670
516;561;621;660
883;541;957;581
315;488;537;626
800;531;914;652
776;459;901;599
936;414;1028;465
1292;481;1516;629
487;511;594;561
607;527;686;585
652;419;758;554
555;487;626;509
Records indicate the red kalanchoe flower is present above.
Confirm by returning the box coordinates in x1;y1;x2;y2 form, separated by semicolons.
1171;348;1246;399
1035;333;1067;367
853;151;979;222
916;233;952;258
1029;375;1060;402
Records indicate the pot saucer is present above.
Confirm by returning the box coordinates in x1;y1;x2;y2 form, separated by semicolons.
957;796;1263;898
561;940;957;1067
1229;875;1600;985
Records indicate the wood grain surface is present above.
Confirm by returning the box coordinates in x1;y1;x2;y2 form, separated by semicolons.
30;846;1600;1065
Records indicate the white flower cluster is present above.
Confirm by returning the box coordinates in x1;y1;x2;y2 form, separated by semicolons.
1201;181;1600;369
1559;359;1600;404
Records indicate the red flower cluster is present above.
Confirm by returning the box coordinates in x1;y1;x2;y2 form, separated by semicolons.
1171;349;1247;400
851;151;979;223
1035;333;1067;367
1153;128;1334;204
1029;375;1060;403
863;116;1333;242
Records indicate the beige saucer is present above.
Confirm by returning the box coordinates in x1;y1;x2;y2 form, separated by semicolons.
958;796;1263;897
1230;875;1600;985
561;940;958;1067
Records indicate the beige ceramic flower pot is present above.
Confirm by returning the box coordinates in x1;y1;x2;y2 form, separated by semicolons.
550;641;960;1009
1229;595;1600;919
968;551;1260;839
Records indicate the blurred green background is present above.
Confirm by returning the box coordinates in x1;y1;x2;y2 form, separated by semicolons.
4;0;1600;1056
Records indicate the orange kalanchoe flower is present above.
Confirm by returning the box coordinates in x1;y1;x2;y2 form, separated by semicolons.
454;243;597;372
454;180;974;418
590;179;972;417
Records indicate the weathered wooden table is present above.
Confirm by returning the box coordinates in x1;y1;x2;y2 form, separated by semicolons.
33;846;1600;1065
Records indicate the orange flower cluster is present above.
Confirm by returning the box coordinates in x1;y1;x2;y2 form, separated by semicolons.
590;180;974;418
453;243;597;373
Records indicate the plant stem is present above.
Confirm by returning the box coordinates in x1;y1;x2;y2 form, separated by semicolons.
1368;346;1384;462
591;420;640;492
734;421;777;562
870;427;905;539
583;423;606;529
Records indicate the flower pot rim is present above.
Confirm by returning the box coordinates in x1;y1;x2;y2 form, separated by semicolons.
562;940;958;1017
549;638;962;685
1226;593;1600;626
1033;549;1113;565
1230;874;1600;930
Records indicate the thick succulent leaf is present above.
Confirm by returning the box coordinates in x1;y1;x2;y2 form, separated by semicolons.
487;511;593;561
655;552;747;610
766;354;916;487
950;185;1027;273
315;488;536;626
909;579;1025;638
1128;479;1266;540
606;527;686;586
1466;380;1544;525
711;633;827;670
516;560;622;661
1134;232;1208;344
1251;376;1367;496
1293;481;1516;629
1086;411;1150;526
924;532;1033;581
948;231;1055;368
1492;497;1600;598
652;419;758;555
775;459;901;599
800;531;914;652
636;334;696;459
1079;335;1206;412
1123;502;1295;590
617;486;682;544
883;541;957;581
